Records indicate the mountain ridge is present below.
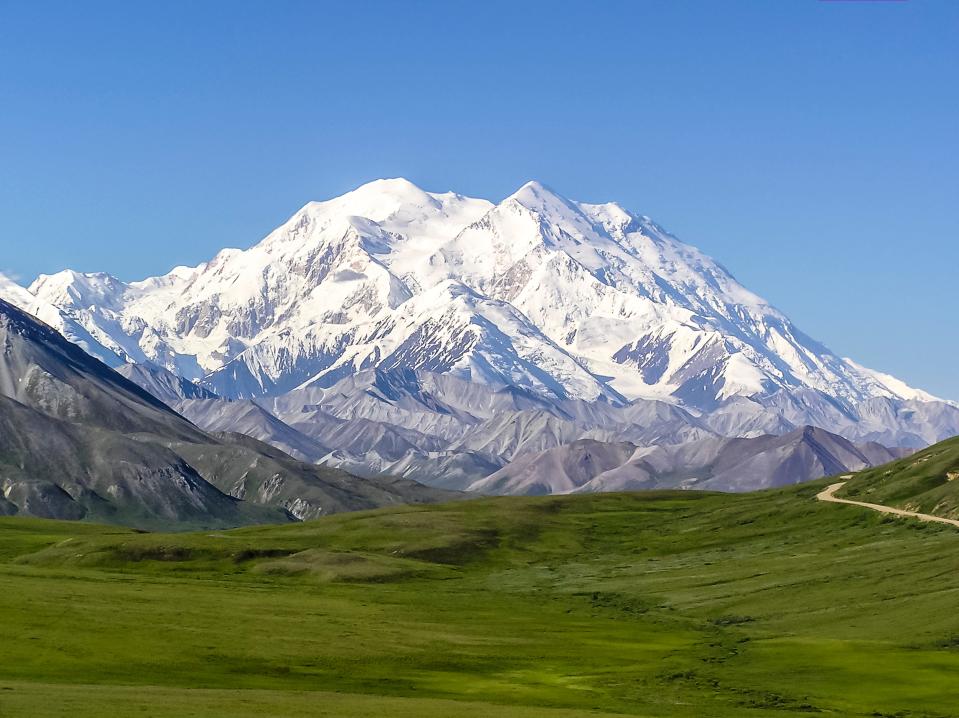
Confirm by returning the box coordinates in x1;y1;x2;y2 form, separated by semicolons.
470;426;909;496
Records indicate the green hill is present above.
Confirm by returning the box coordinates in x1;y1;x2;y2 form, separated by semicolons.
840;434;959;518
1;478;959;717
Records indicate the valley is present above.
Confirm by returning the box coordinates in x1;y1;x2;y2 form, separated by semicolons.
2;468;959;717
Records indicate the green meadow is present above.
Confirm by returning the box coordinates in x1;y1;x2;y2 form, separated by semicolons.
842;434;959;519
1;480;958;717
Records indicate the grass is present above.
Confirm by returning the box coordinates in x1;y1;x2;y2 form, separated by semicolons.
841;434;959;518
1;481;959;717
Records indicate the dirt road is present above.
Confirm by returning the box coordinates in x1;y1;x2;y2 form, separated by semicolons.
816;481;959;528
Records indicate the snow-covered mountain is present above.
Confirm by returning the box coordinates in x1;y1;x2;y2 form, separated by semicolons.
23;178;942;413
5;176;953;501
0;273;123;368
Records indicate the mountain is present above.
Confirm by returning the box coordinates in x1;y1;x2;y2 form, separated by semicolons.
0;272;124;368
173;398;330;463
470;439;638;496
0;296;203;439
6;178;955;488
264;368;714;487
25;180;944;414
471;426;909;496
116;362;218;403
173;390;499;490
168;372;909;497
0;298;453;527
701;390;959;449
0;393;257;524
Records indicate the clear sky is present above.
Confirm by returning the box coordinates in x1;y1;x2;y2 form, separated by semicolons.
0;1;956;398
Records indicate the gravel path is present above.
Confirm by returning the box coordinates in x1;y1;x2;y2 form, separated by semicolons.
816;481;959;528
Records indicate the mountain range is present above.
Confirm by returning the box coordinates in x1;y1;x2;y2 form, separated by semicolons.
2;178;956;502
471;427;907;496
0;297;451;527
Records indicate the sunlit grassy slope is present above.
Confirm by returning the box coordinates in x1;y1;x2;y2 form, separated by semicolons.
2;479;959;717
841;434;959;518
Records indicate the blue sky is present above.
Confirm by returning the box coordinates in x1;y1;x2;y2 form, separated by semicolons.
0;1;956;398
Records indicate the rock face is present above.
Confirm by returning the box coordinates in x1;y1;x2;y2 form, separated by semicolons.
0;298;454;527
173;398;330;463
116;363;218;403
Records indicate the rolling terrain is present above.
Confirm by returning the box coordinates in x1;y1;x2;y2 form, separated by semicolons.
818;481;959;527
838;434;959;519
2;449;959;717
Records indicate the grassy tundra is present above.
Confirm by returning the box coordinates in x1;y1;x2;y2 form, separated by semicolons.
1;476;959;717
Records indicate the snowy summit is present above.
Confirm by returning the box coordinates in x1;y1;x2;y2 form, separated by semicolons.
19;178;936;412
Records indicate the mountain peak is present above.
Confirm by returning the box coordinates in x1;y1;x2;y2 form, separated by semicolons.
287;178;493;238
342;177;438;209
497;181;595;240
514;179;552;193
506;180;569;208
30;269;127;309
0;272;36;307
